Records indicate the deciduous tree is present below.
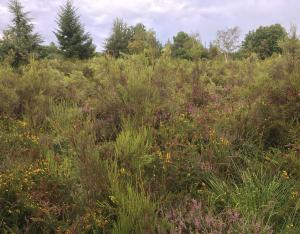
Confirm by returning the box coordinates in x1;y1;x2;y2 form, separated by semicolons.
215;27;241;62
128;23;161;58
242;24;286;59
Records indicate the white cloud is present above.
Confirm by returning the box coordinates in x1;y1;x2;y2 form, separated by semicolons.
0;0;299;50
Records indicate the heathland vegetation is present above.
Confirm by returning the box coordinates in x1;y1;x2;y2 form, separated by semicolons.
1;0;300;233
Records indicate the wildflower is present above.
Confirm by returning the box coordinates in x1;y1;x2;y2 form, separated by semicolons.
30;135;39;143
220;137;230;146
291;191;298;199
165;152;171;163
156;150;162;158
281;170;289;179
209;129;216;137
32;168;42;174
109;195;118;204
287;223;294;229
18;120;27;128
120;168;126;175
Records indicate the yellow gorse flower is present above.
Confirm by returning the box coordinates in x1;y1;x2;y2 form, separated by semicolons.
291;191;298;199
287;223;294;229
109;195;118;204
281;170;289;179
209;129;216;137
220;137;230;146
157;150;171;163
120;168;126;175
165;152;171;163
156;150;163;158
18;120;28;128
24;132;40;143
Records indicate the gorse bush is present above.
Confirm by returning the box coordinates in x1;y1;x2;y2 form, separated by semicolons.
115;123;153;174
0;51;300;233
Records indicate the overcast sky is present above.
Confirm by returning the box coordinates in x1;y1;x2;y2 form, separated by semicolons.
0;0;299;51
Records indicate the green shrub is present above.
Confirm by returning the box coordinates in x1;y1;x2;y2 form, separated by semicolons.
115;122;153;175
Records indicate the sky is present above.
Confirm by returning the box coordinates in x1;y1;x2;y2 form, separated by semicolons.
0;0;299;51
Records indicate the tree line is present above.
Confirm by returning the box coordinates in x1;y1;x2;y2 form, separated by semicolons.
0;0;299;67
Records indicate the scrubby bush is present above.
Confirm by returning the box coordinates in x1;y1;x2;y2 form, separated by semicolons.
1;52;300;232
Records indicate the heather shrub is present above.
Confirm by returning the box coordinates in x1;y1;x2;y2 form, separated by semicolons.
165;199;273;234
1;52;300;232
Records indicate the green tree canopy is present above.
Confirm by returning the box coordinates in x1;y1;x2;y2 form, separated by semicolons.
39;42;61;59
105;18;133;58
0;0;42;67
242;24;287;59
171;32;205;60
105;21;161;59
128;23;161;58
55;0;95;59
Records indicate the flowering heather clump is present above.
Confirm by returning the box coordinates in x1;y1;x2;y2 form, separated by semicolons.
166;199;273;234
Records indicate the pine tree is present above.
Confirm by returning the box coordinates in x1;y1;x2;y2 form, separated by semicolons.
105;18;133;58
171;32;204;61
55;0;95;59
0;0;42;67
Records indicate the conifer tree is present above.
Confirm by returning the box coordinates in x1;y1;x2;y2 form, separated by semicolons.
171;32;205;60
105;18;133;58
0;0;42;67
55;0;95;59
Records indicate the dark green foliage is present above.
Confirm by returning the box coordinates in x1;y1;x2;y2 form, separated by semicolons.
242;24;287;59
105;21;161;59
0;0;42;67
171;31;205;60
55;0;95;59
105;18;133;58
39;42;61;59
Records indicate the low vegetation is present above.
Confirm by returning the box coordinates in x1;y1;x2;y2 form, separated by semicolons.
0;52;300;233
1;0;300;233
